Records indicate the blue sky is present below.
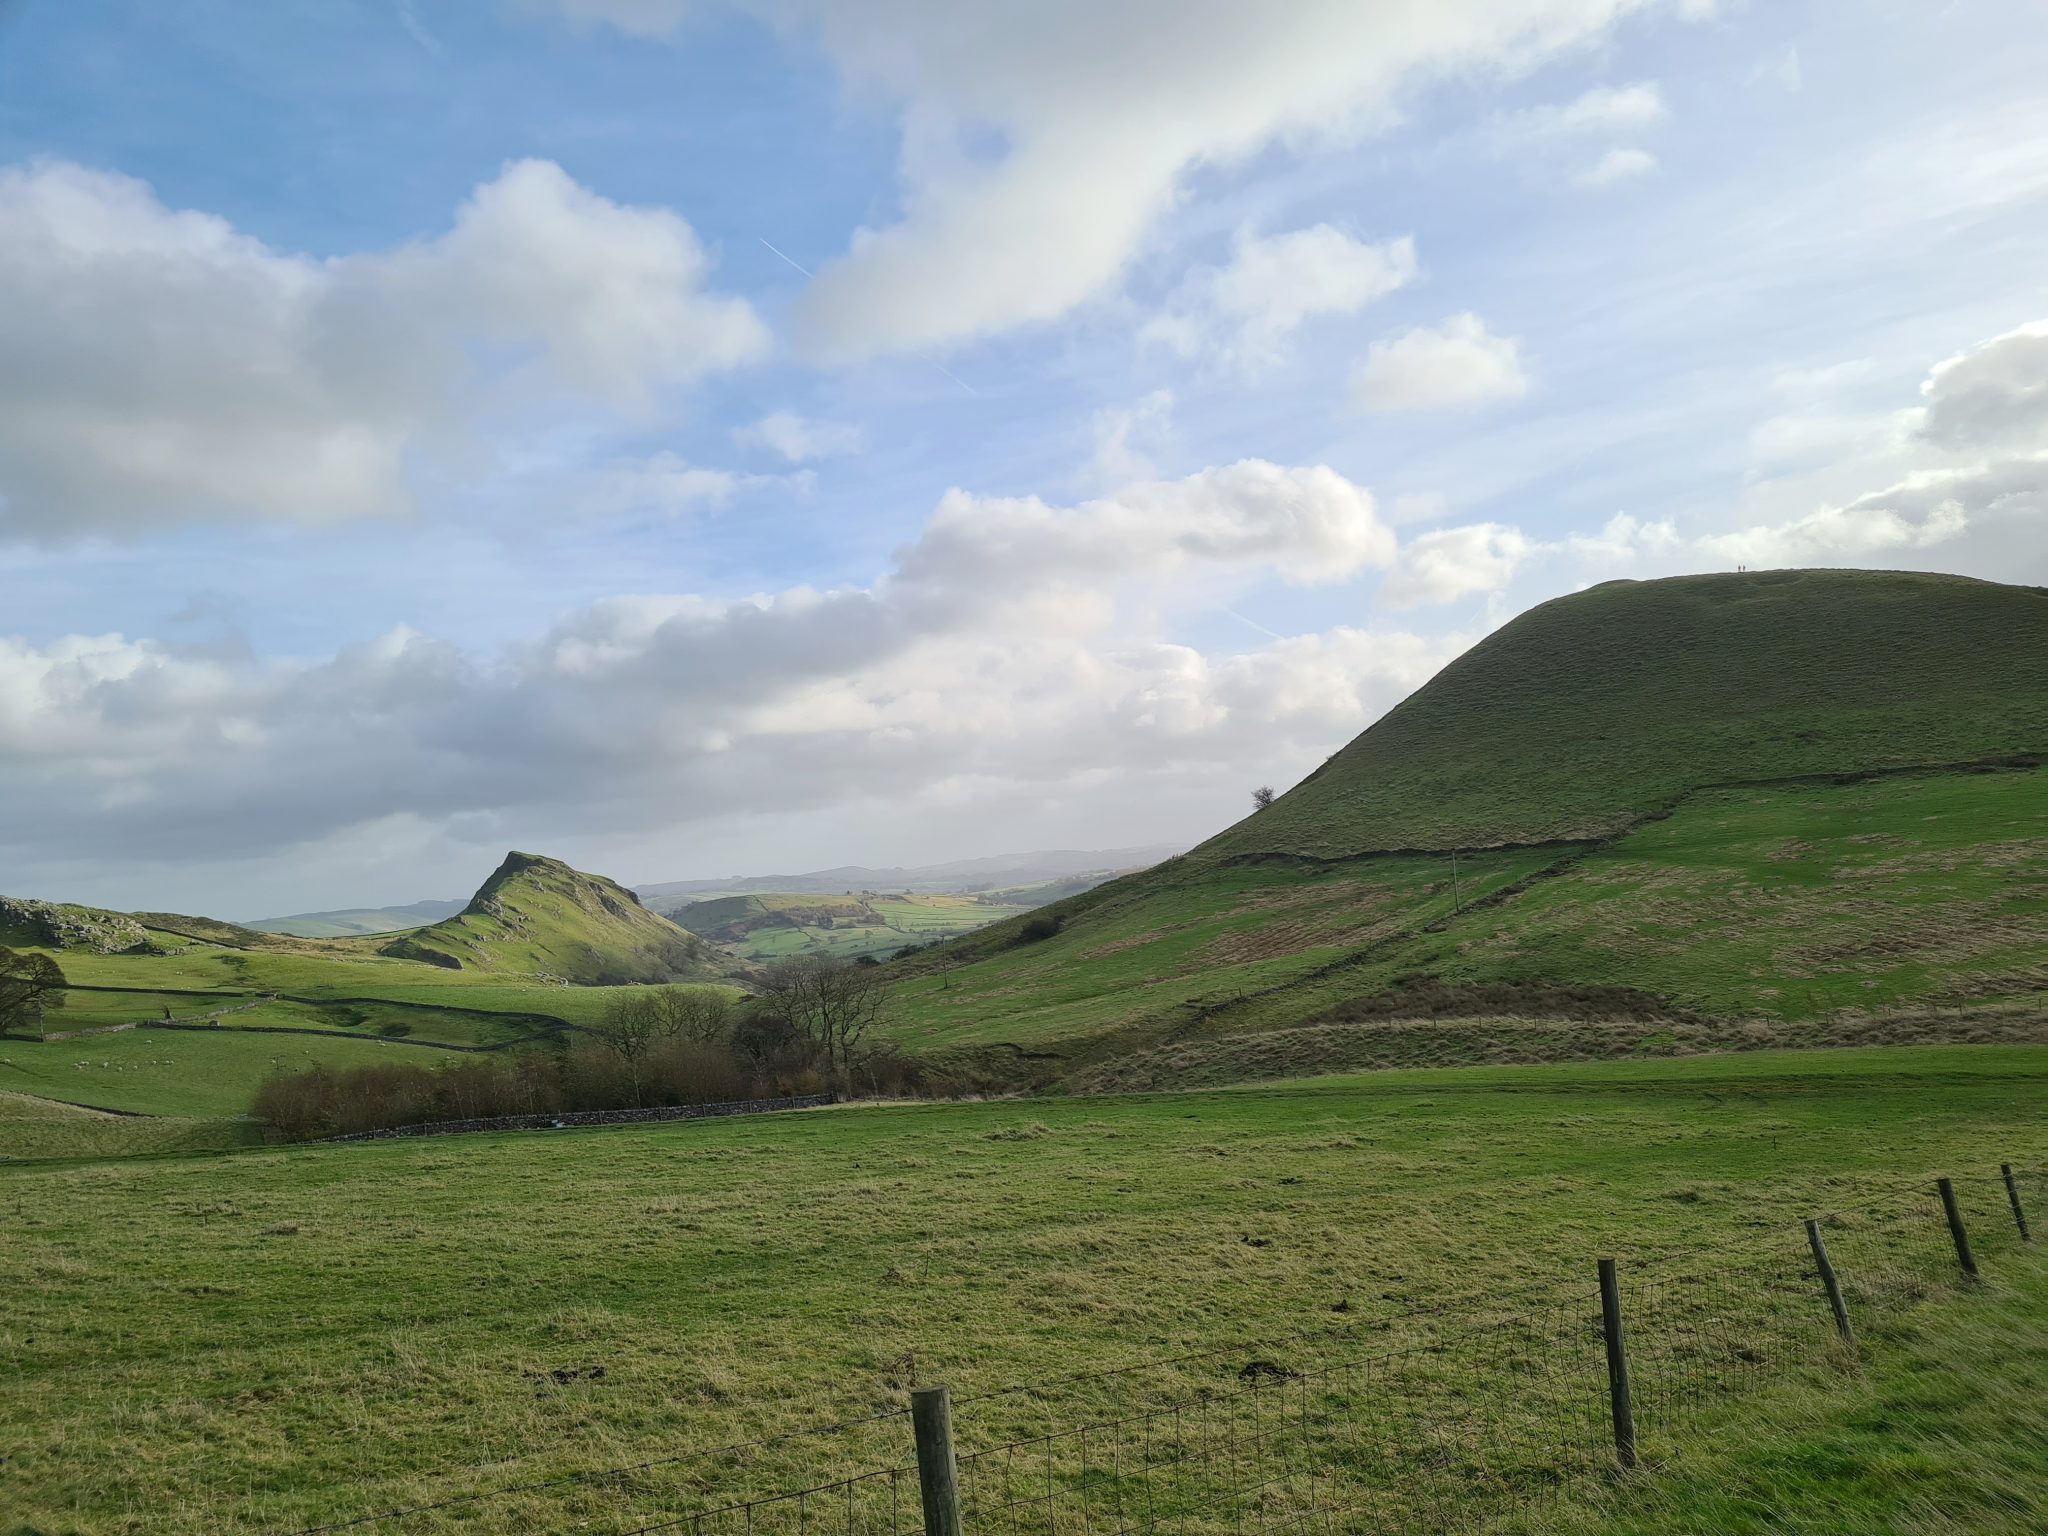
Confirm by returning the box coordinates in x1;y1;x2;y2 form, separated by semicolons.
3;0;2047;917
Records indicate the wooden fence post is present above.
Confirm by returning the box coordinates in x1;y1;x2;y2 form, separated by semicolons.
1804;1219;1853;1346
912;1385;964;1536
1598;1258;1637;1469
1936;1177;1978;1278
2003;1164;2032;1243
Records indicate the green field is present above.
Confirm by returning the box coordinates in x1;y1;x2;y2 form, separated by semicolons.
4;1046;2044;1533
0;1091;255;1160
0;1024;451;1118
1515;1255;2048;1535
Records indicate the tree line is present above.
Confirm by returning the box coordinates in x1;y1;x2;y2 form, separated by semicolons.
253;954;928;1142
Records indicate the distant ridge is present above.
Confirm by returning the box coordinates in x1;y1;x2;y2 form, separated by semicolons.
246;899;466;939
638;846;1180;905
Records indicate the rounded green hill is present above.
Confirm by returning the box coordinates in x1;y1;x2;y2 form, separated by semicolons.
1198;569;2048;862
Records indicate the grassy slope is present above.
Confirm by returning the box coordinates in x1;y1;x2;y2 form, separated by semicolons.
2;1046;2043;1532
1200;568;2048;861
885;572;2048;1074
0;1025;452;1118
885;847;1551;1054
379;850;735;981
1071;763;2048;1087
0;1091;255;1160
1523;1255;2048;1536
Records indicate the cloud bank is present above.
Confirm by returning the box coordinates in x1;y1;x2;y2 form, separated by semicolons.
0;159;763;538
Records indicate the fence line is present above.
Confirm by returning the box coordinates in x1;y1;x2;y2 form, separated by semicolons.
283;1162;2042;1536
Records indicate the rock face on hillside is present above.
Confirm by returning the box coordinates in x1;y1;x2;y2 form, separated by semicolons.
0;895;157;954
378;851;739;984
1195;569;2048;862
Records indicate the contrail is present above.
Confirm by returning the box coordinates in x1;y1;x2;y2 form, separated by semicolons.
758;237;815;278
1221;607;1284;642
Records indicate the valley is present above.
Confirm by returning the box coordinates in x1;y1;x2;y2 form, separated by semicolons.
3;569;2046;1533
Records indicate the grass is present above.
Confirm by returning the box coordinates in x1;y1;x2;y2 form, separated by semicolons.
885;848;1552;1053
0;1092;256;1160
0;1025;454;1118
3;1045;2045;1533
1518;1252;2048;1535
1196;570;2048;861
887;764;2048;1081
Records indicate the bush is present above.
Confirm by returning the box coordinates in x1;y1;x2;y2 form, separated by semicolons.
250;1013;943;1141
1016;913;1064;944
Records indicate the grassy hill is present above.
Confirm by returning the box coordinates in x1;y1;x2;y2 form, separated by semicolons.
0;851;743;1141
377;851;736;983
886;571;2048;1081
1199;568;2048;862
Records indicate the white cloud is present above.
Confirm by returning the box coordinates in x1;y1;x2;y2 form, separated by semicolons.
0;456;1406;865
576;451;817;518
0;158;764;539
1087;390;1176;487
1565;511;1684;568
1144;227;1416;369
1495;81;1668;141
1380;522;1536;608
1575;146;1659;186
732;411;863;462
1917;320;2048;452
1351;314;1531;411
628;0;1659;360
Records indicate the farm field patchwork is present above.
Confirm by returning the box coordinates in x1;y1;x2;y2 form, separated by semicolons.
670;891;1035;961
4;1045;2045;1533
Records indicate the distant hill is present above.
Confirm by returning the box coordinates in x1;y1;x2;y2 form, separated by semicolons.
246;899;466;939
885;570;2048;1085
638;847;1178;909
380;851;738;983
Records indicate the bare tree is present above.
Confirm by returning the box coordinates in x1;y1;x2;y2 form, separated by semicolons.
0;951;64;1038
651;986;732;1044
1251;785;1277;810
754;956;890;1077
588;991;664;1105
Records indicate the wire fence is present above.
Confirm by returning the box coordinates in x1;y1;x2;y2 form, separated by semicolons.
284;1163;2044;1536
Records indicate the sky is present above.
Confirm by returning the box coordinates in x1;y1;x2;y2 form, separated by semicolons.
3;0;2047;920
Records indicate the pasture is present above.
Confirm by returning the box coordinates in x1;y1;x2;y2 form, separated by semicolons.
4;1045;2045;1533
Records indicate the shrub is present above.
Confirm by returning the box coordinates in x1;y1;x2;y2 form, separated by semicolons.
1016;913;1064;944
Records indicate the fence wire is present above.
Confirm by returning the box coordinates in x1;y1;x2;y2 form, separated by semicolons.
284;1165;2042;1536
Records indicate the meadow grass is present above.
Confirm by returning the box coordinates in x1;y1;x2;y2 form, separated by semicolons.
0;1091;256;1160
4;1045;2044;1533
1516;1250;2048;1535
0;1024;445;1118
